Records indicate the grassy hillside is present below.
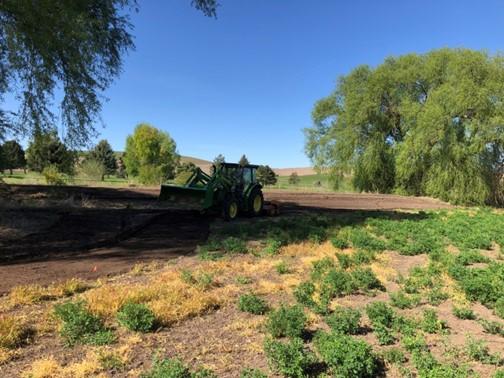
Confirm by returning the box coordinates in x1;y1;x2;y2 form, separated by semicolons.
267;173;354;192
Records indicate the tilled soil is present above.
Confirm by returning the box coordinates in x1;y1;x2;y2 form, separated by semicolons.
0;185;451;293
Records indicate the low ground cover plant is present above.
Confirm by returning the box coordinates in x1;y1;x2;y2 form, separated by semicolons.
325;307;361;334
238;294;268;315
263;337;315;378
0;315;33;349
54;301;115;346
141;357;216;378
452;306;476;320
314;331;379;377
266;305;306;338
116;302;156;332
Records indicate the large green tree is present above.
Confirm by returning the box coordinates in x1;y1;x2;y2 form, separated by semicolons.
88;139;117;177
26;131;75;174
306;49;504;205
124;123;179;184
0;0;218;144
256;165;277;186
1;140;26;174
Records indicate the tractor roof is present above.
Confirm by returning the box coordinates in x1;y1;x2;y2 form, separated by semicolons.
215;162;260;169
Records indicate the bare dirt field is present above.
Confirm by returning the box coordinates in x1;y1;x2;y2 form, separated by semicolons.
0;185;450;293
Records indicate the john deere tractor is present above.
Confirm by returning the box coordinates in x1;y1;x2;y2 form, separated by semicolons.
159;163;264;220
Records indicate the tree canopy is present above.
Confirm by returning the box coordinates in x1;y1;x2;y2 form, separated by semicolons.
257;165;277;186
89;140;117;176
0;0;218;145
124;123;179;184
305;48;504;205
1;140;26;174
26;131;75;174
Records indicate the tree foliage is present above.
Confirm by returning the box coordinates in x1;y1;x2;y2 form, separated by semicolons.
239;154;250;166
124;123;179;184
289;172;300;185
257;165;277;186
0;0;218;145
26;131;75;174
88;140;117;176
1;140;25;174
306;48;504;205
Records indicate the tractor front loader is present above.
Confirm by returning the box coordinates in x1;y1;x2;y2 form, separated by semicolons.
159;163;267;220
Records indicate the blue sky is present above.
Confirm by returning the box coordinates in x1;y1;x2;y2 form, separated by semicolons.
66;1;504;167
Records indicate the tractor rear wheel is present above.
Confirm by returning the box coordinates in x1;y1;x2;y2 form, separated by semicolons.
223;196;239;221
248;188;264;216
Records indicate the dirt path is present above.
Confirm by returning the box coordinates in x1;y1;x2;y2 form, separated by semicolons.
0;185;451;294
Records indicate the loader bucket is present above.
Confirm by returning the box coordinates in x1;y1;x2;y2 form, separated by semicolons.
159;184;208;209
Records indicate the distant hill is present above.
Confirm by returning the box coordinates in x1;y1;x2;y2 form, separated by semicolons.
180;156;212;166
273;167;316;176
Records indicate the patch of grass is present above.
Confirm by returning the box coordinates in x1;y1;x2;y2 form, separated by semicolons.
266;305;306;338
351;267;383;291
373;323;396;345
347;228;386;251
263;239;282;255
180;270;215;290
314;331;379;378
222;237;248;254
325;307;361;335
452;306;476;320
117;302;156;332
0;315;34;349
331;237;349;249
53;301;114;346
235;276;253;285
336;253;353;269
98;350;126;371
264;337;315;378
275;261;290;275
238;294;268;315
426;286;449;306
495;297;504;319
310;257;335;281
455;249;490;266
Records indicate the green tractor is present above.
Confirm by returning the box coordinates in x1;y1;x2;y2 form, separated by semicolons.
159;163;264;220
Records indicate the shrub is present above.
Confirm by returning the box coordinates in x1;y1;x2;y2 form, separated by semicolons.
420;309;447;334
266;305;306;338
390;291;420;309
402;334;428;353
222;237;248;254
325;307;361;335
263;239;282;255
310;257;335;281
117;302;156;332
275;262;290;275
373;323;396;345
466;337;502;365
138;164;163;185
236;276;253;285
336;253;353;269
381;347;406;365
141;357;190;378
352;268;383;291
238;294;268;315
452;306;476;320
331;237;349;249
314;331;378;378
495;297;504;319
495;370;504;378
80;159;106;181
42;165;66;185
319;269;354;306
427;287;449;305
264;337;315;378
240;368;268;378
479;319;504;336
366;301;395;328
348;229;386;251
0;315;33;349
293;282;316;308
53;301;114;346
353;249;375;265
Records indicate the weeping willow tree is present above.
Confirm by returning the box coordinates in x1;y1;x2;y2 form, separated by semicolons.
306;49;504;205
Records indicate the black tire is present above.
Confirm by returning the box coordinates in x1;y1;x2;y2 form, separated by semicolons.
223;196;239;221
248;188;264;216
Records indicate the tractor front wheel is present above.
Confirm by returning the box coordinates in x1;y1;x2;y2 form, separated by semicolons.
223;196;239;221
248;189;264;216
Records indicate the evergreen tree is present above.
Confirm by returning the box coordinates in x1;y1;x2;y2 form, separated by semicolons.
1;140;26;174
239;154;250;166
257;165;277;186
89;140;117;178
26;131;75;174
